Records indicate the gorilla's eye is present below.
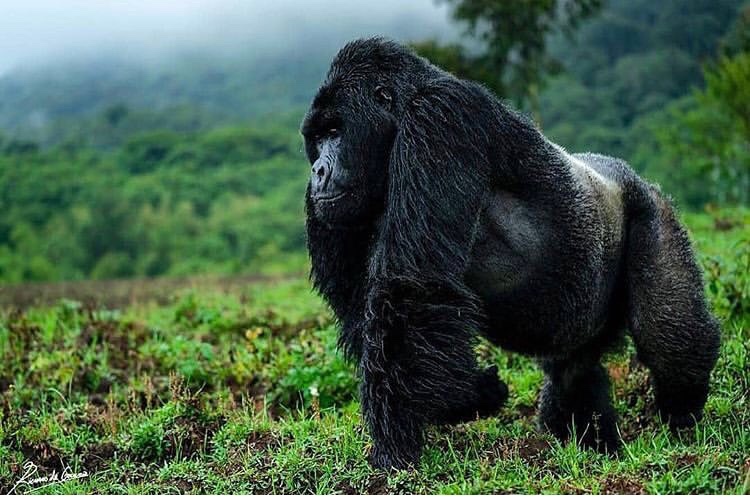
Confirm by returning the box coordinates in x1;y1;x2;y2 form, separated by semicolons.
374;86;392;108
313;129;338;143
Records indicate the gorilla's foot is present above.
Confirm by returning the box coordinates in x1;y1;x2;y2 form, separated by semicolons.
654;379;709;430
538;358;620;454
537;398;620;454
368;444;419;471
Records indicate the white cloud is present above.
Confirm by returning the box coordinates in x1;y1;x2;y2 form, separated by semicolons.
0;0;455;73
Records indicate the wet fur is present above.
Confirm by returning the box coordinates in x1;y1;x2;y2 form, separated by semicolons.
304;38;721;469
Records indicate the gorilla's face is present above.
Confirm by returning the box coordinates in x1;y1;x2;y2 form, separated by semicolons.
302;80;398;226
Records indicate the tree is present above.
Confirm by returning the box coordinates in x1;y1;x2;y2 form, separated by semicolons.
413;0;602;107
720;3;750;57
631;52;750;207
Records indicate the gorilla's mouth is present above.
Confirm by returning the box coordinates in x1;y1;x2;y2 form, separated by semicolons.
314;191;348;203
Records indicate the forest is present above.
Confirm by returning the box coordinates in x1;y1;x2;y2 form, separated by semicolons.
0;0;748;283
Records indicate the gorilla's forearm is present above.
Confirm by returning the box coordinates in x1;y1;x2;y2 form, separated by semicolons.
360;277;506;468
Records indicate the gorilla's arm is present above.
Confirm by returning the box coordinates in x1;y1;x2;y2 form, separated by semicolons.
362;79;509;469
370;79;494;279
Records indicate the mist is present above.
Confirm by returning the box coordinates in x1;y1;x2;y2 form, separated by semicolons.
0;0;457;74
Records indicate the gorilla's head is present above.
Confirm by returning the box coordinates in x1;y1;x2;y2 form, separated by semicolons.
301;38;435;226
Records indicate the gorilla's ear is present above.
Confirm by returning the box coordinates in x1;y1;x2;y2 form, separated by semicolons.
370;78;495;281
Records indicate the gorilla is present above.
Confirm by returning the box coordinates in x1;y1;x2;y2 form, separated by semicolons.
301;38;720;470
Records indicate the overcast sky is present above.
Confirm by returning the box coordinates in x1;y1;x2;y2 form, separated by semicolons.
0;0;456;74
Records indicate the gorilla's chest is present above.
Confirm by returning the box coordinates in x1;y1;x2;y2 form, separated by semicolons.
465;189;546;297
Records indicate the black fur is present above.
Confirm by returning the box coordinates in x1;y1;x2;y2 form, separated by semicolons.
301;38;721;469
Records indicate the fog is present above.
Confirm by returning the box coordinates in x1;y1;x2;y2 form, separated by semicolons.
0;0;456;74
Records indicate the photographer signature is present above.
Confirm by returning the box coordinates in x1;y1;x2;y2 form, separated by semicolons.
9;460;89;494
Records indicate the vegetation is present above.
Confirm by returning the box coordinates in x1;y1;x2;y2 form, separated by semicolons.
412;0;603;105
0;0;747;284
0;53;326;149
0;118;309;283
0;0;748;492
0;209;748;493
538;0;749;201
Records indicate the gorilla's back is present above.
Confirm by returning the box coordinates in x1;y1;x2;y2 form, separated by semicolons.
466;145;630;356
560;147;627;261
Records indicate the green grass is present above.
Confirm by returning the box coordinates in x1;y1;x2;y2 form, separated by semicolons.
1;208;748;494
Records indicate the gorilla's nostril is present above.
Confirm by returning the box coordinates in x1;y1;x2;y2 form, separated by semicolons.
316;167;326;178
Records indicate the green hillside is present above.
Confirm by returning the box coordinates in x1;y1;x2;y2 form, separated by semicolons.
0;119;310;283
0;0;748;283
0;50;327;149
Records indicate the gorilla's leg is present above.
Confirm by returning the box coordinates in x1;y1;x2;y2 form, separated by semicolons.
624;189;720;428
361;283;508;469
538;355;619;452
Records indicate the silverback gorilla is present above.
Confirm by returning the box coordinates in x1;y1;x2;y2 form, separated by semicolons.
301;38;720;470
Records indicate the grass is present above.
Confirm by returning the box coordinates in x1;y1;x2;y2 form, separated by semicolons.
0;208;748;494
